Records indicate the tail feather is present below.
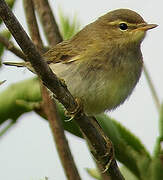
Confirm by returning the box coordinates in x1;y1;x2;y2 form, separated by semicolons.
3;61;27;67
3;61;35;73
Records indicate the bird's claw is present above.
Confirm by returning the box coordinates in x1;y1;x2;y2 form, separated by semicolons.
102;146;114;173
65;98;82;121
102;158;112;173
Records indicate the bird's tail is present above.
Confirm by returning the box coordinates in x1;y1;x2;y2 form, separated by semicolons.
3;61;27;67
3;61;35;73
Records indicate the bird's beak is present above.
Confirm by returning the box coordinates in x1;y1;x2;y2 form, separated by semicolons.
136;23;158;31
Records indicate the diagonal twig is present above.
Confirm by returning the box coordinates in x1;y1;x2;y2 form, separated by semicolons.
41;86;81;180
0;34;27;60
23;0;44;52
143;65;160;112
33;0;62;46
0;120;14;138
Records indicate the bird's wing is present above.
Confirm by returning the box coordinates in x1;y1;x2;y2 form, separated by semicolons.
4;27;96;68
3;40;81;70
43;40;81;65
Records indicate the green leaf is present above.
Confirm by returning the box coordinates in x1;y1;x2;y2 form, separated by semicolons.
0;78;42;122
120;166;138;180
58;8;80;40
0;78;82;138
159;103;163;139
86;168;101;180
96;113;151;178
111;118;150;156
153;103;163;157
150;157;163;180
0;30;11;60
96;113;149;156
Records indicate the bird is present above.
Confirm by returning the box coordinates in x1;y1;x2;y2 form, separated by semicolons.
4;9;157;115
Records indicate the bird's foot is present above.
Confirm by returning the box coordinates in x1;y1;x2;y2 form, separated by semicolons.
65;98;83;121
102;157;113;173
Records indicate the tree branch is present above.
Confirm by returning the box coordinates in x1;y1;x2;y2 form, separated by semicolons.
23;0;44;52
0;34;27;60
0;1;124;179
41;86;81;180
33;0;62;46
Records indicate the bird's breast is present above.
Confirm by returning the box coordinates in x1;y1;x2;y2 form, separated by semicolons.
50;50;143;115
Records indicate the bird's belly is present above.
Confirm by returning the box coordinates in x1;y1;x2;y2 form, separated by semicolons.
51;62;141;115
76;75;137;115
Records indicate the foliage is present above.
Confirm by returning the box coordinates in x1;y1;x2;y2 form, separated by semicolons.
58;8;80;40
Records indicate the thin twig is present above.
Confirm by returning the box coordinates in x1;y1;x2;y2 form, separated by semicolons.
23;0;44;52
143;65;160;112
41;86;81;180
33;0;62;46
0;120;14;137
23;0;81;179
0;34;27;60
0;80;6;85
0;1;124;179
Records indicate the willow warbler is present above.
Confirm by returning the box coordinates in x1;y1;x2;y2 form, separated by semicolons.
4;9;157;115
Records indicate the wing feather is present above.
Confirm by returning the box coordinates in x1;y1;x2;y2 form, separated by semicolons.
43;40;80;64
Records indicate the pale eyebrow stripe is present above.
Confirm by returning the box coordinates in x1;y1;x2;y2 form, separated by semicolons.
108;21;145;27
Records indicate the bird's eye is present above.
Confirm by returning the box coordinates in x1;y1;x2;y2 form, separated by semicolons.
119;23;128;30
